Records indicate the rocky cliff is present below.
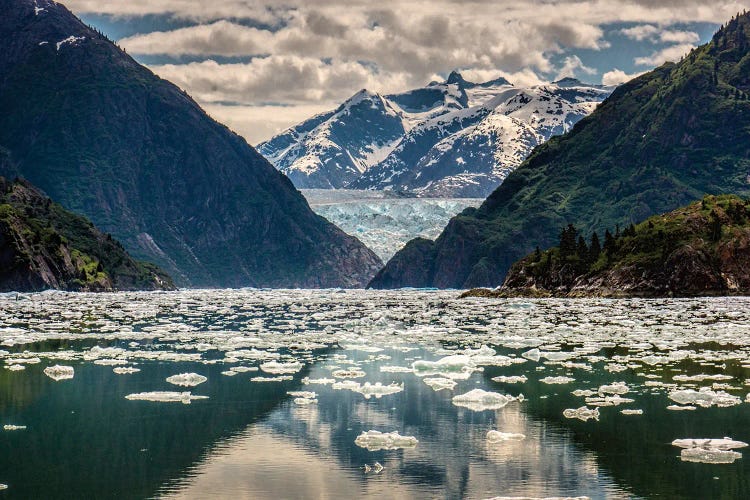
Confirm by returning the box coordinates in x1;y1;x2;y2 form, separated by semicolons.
0;177;174;292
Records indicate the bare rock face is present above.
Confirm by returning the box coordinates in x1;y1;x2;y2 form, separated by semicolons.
0;0;381;288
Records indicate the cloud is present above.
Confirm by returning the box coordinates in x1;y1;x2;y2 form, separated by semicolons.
555;55;596;80
620;24;700;44
202;103;334;144
634;43;696;66
601;68;646;85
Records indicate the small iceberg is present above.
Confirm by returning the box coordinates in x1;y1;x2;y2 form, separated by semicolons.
43;365;74;381
563;406;600;422
672;438;748;450
423;377;457;391
125;391;208;404
452;389;523;412
166;373;207;387
668;388;741;408
3;425;26;431
113;367;140;375
354;382;403;399
354;430;418;451
260;361;304;375
539;376;575;385
331;368;366;379
491;375;527;384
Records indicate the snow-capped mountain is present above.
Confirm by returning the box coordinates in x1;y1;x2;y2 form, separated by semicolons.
258;72;613;198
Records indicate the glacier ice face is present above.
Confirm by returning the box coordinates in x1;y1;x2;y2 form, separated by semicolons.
354;430;419;451
303;190;481;261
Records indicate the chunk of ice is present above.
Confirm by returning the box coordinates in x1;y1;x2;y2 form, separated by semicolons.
680;448;742;464
672;438;748;450
423;377;457;391
125;391;207;404
43;365;74;381
491;375;527;384
539;376;575;384
3;425;26;431
598;382;629;395
331;368;366;379
260;361;303;375
620;409;643;415
668;388;741;408
452;389;523;412
354;430;418;451
166;373;207;387
563;406;600;422
113;367;140;375
251;376;293;382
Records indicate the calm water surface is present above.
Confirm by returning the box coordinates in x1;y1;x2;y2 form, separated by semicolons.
1;290;750;499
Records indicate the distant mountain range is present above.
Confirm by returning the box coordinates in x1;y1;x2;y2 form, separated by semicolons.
0;0;382;288
259;73;612;197
370;13;750;289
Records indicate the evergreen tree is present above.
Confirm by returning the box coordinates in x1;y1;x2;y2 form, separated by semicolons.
576;235;589;262
559;224;578;259
589;232;601;263
603;229;616;254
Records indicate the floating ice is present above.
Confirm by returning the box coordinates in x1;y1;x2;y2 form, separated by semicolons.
585;395;634;407
288;391;317;398
113;367;140;375
221;371;238;376
331;368;366;379
294;397;317;405
229;366;258;373
673;374;733;382
166;373;207;387
680;448;743;464
251;376;293;382
354;382;404;399
539;376;575;385
452;389;523;412
563;406;600;422
380;365;414;373
260;361;303;375
93;359;128;366
354;430;418;451
491;375;527;384
672;438;748;450
3;425;26;431
423;377;457;391
412;355;477;380
5;364;24;371
521;349;541;362
43;365;74;381
302;377;336;385
125;392;208;404
668;388;742;408
620;409;643;415
667;405;697;411
486;430;526;442
572;389;597;397
7;357;41;365
598;382;629;395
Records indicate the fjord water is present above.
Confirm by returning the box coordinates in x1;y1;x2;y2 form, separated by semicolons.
1;291;750;498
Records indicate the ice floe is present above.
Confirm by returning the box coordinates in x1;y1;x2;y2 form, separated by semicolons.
43;365;74;381
354;430;418;451
423;377;457;391
563;407;600;422
113;367;140;375
3;425;26;431
668;388;742;408
491;375;527;384
125;391;208;404
539;376;575;385
260;361;303;375
452;389;523;411
166;373;207;387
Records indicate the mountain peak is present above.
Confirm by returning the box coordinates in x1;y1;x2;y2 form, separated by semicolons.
447;70;468;86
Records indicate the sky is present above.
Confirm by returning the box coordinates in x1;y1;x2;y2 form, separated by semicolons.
66;0;748;144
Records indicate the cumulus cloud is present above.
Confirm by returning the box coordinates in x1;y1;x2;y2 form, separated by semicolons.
634;43;696;66
555;55;597;80
601;68;646;85
620;24;700;44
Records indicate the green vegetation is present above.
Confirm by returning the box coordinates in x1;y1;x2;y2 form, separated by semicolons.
492;195;750;296
372;13;750;289
0;177;174;291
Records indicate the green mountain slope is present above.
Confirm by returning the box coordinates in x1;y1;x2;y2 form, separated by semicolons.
0;177;174;292
370;13;750;289
0;0;381;288
463;195;750;297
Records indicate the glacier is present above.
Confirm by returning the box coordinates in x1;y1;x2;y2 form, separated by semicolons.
302;189;482;261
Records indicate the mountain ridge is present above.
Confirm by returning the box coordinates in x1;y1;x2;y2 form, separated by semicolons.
259;73;611;198
369;13;750;289
0;0;382;288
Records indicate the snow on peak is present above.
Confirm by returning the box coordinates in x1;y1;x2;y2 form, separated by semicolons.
56;36;85;52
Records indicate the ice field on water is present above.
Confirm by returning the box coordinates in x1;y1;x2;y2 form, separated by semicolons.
1;289;750;498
